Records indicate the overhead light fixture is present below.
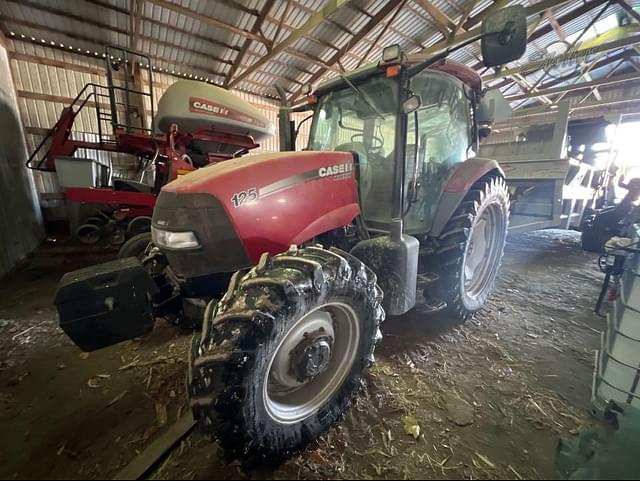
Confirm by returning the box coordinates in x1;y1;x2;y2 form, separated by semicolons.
302;83;313;96
382;44;402;63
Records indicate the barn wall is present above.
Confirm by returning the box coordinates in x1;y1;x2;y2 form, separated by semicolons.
0;37;44;278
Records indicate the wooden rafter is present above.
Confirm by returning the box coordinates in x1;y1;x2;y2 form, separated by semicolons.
485;35;640;81
618;0;640;24
6;0;129;36
414;0;576;57
129;0;143;52
227;0;352;89
146;0;263;43
291;0;405;101
461;0;510;31
412;0;456;36
224;0;277;87
355;0;407;69
506;71;640;100
488;50;636;90
452;0;479;36
271;0;293;48
3;14;233;67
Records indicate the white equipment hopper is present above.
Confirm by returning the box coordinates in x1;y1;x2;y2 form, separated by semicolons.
155;80;274;141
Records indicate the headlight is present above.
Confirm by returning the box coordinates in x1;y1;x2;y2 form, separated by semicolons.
151;226;200;250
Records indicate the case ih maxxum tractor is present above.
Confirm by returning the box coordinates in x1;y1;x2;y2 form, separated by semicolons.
55;7;528;461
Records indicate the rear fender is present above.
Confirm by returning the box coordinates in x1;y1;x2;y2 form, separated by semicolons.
430;158;504;238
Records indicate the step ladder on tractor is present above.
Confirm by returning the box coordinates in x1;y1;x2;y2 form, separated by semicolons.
26;46;274;251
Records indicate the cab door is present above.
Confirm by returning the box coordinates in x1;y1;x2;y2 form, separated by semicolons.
404;71;473;235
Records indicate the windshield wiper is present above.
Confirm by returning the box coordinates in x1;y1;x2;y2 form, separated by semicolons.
339;74;385;120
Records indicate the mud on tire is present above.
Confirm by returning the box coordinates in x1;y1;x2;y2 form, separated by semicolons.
426;174;510;323
189;246;384;462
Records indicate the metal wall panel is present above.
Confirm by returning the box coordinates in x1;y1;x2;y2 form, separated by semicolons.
0;41;43;278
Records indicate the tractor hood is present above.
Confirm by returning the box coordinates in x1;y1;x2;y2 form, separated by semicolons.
155;150;360;276
164;151;353;194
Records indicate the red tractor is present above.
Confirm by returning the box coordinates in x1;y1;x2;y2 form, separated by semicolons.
55;7;527;461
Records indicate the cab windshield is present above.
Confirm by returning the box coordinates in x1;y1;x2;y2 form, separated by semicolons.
309;76;399;225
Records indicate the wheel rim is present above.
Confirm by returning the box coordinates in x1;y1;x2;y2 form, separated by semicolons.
264;302;360;425
463;202;506;299
76;224;101;244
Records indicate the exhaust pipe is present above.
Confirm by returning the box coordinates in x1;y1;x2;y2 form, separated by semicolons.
275;84;295;152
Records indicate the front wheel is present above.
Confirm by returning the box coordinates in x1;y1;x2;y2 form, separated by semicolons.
426;175;510;323
189;246;384;462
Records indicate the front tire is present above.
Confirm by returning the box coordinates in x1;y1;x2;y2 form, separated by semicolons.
189;246;384;462
427;174;510;323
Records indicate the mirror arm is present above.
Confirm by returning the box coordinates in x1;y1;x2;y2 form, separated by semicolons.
408;31;497;77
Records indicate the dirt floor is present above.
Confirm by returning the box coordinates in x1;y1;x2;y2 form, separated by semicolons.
0;230;606;480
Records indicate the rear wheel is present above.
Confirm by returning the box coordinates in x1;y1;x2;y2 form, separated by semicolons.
189;246;384;462
426;175;509;323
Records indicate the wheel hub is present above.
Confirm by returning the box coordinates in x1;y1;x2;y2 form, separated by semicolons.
291;331;334;383
264;303;360;425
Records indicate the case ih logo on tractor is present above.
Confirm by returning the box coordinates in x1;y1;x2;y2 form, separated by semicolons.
53;6;528;464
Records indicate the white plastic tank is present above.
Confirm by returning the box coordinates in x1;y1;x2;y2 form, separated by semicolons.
155;80;274;141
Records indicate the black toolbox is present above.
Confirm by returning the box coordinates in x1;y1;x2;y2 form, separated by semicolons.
55;257;158;352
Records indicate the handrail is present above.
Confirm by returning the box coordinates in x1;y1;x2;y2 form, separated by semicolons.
26;83;111;171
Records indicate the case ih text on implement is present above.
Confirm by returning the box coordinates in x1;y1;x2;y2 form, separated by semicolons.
55;7;528;461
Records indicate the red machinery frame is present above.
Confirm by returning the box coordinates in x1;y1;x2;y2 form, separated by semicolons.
27;82;261;219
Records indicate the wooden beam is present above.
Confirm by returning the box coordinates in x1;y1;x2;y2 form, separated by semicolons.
413;0;457;35
415;0;576;57
618;0;640;24
529;0;610;44
145;0;263;43
86;1;243;52
484;35;640;80
513;95;640;118
225;0;276;87
5;0;129;36
5;16;233;68
506;71;640;100
83;0;129;16
228;0;352;89
355;0;407;69
271;0;293;48
129;0;143;52
453;0;479;35
487;50;635;90
291;0;404;100
462;0;510;31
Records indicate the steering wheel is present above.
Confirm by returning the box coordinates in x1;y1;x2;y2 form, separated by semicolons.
351;133;383;151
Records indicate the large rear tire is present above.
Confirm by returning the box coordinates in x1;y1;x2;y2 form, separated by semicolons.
427;174;509;323
189;246;384;462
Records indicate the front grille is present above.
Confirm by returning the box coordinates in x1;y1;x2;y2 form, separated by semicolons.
153;192;250;278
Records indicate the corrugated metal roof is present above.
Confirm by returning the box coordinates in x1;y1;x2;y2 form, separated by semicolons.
1;0;639;107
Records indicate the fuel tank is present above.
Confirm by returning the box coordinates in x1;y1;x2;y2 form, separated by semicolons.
153;151;360;278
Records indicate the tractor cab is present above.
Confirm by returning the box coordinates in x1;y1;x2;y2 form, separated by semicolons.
308;59;482;235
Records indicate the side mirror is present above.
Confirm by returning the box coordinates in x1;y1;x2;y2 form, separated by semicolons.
481;5;527;67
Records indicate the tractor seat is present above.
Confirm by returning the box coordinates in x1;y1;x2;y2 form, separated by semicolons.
113;179;153;193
